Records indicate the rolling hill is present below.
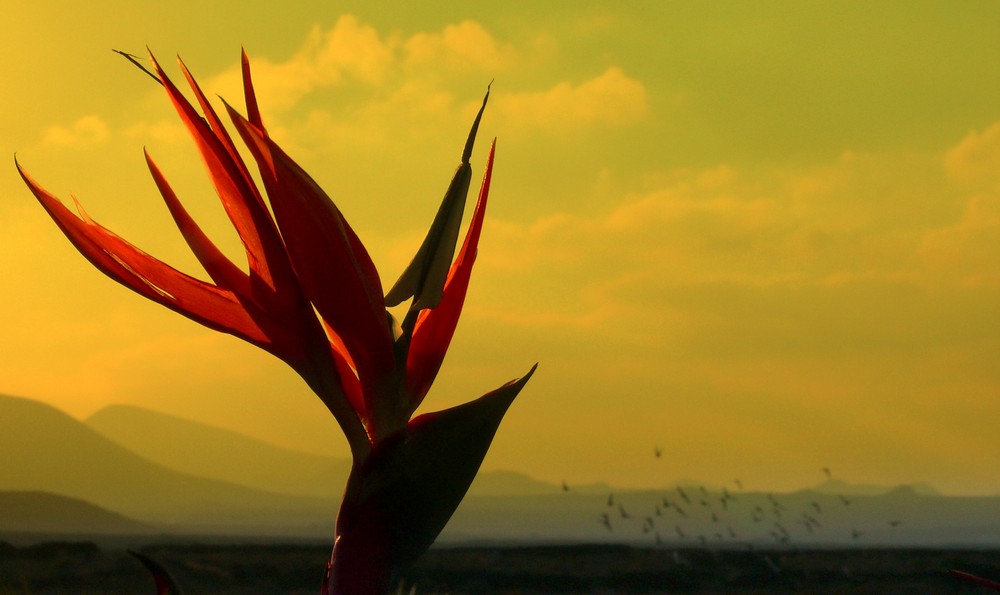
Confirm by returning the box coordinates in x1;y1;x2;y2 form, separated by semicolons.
3;394;996;546
0;394;336;535
0;491;152;534
86;404;350;499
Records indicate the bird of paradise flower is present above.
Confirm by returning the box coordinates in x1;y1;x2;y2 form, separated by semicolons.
17;50;535;595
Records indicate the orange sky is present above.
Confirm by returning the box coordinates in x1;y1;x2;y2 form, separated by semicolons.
1;2;998;495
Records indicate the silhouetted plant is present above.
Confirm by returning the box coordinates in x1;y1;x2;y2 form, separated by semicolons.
18;50;534;595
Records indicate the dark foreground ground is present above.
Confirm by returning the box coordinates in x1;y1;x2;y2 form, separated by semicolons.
0;541;997;594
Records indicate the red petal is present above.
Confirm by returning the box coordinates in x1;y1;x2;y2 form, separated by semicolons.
323;319;366;422
950;569;1000;590
18;161;270;348
128;550;182;595
151;53;288;293
405;140;495;410
145;149;251;298
241;48;265;131
227;108;395;400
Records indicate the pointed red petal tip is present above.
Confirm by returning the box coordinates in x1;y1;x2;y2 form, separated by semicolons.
331;364;536;588
128;550;183;595
240;47;264;131
404;139;496;410
950;569;1000;590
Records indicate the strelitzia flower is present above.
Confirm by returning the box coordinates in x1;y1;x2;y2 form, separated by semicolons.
17;50;535;595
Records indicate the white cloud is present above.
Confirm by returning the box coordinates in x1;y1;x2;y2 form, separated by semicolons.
41;115;109;147
944;120;1000;186
494;67;648;132
403;20;519;73
123;119;187;144
204;15;517;117
918;192;1000;287
204;15;395;114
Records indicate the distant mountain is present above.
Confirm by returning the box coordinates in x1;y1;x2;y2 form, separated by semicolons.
85;403;571;498
444;485;1000;547
0;491;152;534
0;394;335;535
467;470;562;496
811;479;941;496
86;404;350;498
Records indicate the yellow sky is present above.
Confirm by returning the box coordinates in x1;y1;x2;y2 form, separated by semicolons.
1;2;999;495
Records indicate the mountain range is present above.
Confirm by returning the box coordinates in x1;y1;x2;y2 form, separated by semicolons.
1;393;997;546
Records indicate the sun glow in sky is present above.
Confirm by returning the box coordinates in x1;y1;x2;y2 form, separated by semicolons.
1;2;999;495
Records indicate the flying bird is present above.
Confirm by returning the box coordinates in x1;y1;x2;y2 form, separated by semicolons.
677;487;691;504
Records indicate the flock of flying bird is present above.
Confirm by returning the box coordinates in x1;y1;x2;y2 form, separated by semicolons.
566;451;905;549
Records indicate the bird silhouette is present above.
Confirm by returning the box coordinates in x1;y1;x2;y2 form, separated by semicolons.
674;525;687;539
562;480;570;492
821;467;832;480
607;493;615;507
654;445;662;458
599;512;613;531
618;504;630;519
677;487;691;504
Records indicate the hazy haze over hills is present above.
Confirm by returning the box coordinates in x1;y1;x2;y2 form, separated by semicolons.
2;394;996;546
86;404;350;498
0;394;334;533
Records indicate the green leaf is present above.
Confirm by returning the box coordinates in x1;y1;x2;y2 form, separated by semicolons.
384;87;490;311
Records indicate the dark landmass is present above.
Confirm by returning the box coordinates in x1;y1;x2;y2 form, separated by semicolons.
0;540;996;594
0;492;152;535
